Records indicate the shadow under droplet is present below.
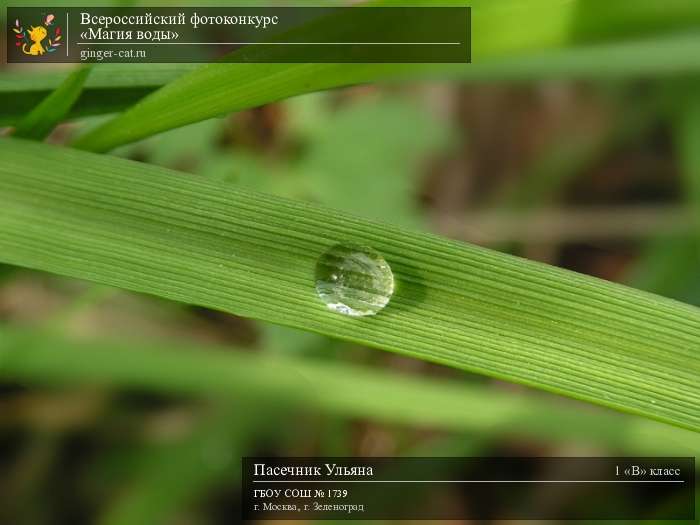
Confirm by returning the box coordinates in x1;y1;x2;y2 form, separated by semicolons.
384;257;428;316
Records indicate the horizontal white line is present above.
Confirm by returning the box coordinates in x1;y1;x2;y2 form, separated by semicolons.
252;480;685;483
75;42;462;45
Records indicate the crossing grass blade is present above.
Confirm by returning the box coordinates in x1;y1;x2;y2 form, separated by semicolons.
0;137;698;431
71;0;700;152
3;34;700;127
12;66;92;141
0;64;197;126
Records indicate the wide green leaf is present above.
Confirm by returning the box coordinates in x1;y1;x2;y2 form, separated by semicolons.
0;137;698;430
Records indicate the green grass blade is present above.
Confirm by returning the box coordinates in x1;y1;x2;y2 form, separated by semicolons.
626;235;700;299
626;83;700;300
0;64;197;126
12;66;92;141
677;83;700;220
2;34;700;127
98;406;255;525
71;0;700;152
0;327;697;455
0;137;699;431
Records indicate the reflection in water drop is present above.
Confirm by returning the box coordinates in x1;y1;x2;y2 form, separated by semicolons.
315;243;394;317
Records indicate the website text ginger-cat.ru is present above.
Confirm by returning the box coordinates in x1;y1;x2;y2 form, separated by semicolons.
79;48;146;61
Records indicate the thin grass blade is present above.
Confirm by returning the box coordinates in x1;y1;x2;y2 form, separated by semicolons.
0;327;697;454
71;0;700;152
12;66;92;141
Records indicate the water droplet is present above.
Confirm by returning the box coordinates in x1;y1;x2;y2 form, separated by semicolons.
315;243;394;317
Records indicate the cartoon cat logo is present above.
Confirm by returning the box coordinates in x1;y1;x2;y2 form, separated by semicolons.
12;14;61;57
23;25;48;55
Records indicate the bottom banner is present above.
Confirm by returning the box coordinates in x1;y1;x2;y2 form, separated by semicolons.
242;457;695;521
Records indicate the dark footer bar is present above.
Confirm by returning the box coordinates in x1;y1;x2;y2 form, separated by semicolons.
242;456;695;520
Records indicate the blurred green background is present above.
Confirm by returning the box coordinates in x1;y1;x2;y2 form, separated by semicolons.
2;3;700;524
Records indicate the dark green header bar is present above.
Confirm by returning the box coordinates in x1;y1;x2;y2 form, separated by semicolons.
7;7;470;63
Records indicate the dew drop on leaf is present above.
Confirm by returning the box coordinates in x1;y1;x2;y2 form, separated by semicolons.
315;243;394;317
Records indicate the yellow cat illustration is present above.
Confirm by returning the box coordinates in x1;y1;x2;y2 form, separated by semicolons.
22;25;48;56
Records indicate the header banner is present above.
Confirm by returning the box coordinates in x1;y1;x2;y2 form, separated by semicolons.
7;7;471;63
